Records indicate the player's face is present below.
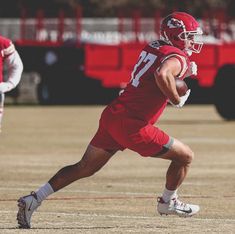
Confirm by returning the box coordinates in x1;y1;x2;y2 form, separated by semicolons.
185;38;193;50
183;32;203;55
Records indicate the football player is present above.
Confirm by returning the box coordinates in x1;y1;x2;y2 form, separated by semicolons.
17;12;203;228
0;35;23;131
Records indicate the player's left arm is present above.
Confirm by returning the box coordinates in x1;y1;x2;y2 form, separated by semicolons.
0;43;23;93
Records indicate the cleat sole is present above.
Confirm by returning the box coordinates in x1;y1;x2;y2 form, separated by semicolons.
17;198;30;229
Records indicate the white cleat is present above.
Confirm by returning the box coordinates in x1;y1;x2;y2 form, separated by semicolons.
157;196;200;217
17;192;41;228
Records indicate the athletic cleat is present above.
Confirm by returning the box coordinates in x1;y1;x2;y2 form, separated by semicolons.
17;192;41;228
157;196;200;217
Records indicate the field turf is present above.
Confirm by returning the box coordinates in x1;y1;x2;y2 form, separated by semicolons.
0;105;234;233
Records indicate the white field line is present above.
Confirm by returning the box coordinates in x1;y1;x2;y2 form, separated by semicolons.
1;210;235;223
0;187;153;196
0;186;234;198
0;187;221;198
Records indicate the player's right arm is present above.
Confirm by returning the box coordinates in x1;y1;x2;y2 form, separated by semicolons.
154;57;181;105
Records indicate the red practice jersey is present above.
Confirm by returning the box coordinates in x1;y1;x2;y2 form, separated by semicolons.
117;40;190;124
0;36;15;82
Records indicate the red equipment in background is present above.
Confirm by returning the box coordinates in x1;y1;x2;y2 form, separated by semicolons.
14;7;235;119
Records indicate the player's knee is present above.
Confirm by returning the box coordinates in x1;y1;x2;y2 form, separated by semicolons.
172;144;194;165
182;146;194;164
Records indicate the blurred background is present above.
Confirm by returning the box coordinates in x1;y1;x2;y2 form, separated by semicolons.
1;0;235;119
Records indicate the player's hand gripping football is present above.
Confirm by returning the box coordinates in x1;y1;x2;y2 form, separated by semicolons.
169;89;191;108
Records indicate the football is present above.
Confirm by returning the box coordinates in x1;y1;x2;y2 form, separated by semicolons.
175;78;188;96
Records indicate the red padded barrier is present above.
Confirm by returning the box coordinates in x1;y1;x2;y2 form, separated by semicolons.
85;44;120;69
197;68;218;87
218;43;235;66
191;44;216;67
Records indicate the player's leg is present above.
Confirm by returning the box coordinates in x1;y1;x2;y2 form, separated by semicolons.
49;144;116;191
117;120;199;217
17;144;116;228
17;108;123;229
155;138;194;191
153;138;199;217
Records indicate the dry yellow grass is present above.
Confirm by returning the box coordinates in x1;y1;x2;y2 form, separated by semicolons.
0;105;234;233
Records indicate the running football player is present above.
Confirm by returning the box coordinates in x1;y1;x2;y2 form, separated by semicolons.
17;12;203;228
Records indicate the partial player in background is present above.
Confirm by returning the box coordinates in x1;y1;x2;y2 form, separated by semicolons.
17;12;203;228
0;36;23;131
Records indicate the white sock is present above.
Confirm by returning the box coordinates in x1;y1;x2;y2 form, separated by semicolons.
35;183;54;203
162;188;177;202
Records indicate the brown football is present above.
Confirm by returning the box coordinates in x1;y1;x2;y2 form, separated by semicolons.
175;78;188;96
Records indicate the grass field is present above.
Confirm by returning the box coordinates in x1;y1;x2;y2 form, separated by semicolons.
0;105;234;233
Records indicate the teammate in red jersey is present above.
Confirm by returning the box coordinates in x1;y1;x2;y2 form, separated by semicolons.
0;36;23;131
17;12;203;228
